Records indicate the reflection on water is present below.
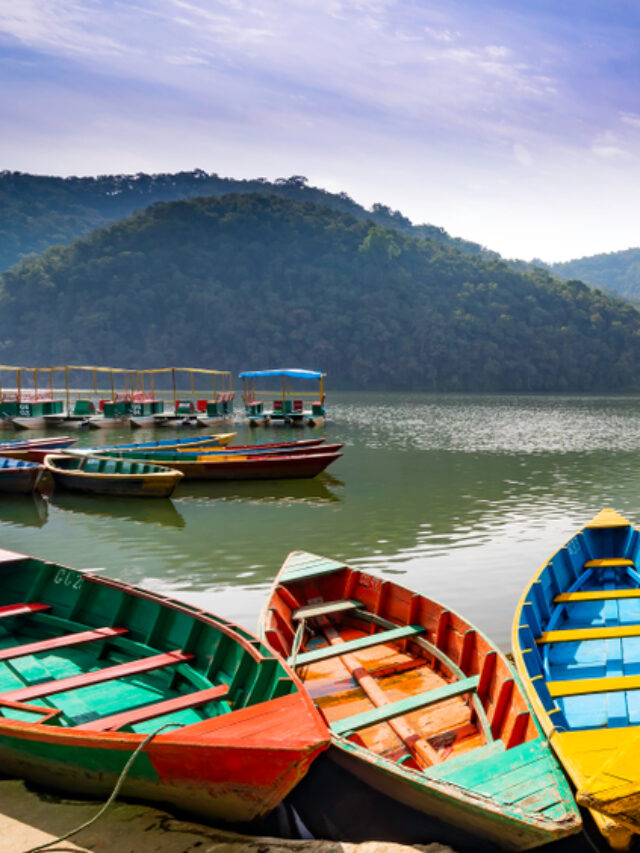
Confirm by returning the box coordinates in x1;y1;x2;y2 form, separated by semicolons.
4;393;640;649
0;493;48;528
47;492;187;528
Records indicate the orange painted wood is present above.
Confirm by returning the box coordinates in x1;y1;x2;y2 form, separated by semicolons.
0;627;128;662
0;650;193;702
76;683;230;731
490;678;514;739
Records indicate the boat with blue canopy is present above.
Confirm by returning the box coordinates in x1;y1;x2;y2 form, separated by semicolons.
239;369;326;427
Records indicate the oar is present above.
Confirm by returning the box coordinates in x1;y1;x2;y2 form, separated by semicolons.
316;615;441;767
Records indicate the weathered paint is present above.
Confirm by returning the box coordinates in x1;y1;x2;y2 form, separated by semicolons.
259;550;582;851
511;508;640;851
0;551;330;823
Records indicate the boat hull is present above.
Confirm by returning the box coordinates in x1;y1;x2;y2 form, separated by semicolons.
260;551;582;850
98;451;342;480
47;467;180;498
0;549;329;824
511;508;640;851
11;417;47;430
0;692;323;825
0;465;43;494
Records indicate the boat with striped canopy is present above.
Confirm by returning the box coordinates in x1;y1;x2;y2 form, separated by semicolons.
44;454;183;498
512;508;640;851
0;548;329;823
259;551;582;851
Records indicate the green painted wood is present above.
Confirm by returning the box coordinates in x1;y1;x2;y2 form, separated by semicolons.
292;625;425;667
281;552;346;582
424;740;506;779
330;675;480;735
293;600;361;620
75;683;230;731
0;627;128;662
0;650;193;702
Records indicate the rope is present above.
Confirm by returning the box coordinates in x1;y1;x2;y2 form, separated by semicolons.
23;722;183;853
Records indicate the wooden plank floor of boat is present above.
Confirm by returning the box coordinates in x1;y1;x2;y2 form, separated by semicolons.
299;627;483;762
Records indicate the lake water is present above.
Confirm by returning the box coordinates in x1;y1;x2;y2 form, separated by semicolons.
3;391;640;652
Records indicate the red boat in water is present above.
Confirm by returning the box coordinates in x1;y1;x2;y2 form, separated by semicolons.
0;436;77;462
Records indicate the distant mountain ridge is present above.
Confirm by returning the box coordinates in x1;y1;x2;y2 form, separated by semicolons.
1;192;639;392
0;169;494;273
547;249;640;301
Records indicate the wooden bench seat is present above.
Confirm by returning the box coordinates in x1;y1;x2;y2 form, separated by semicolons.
0;650;192;703
584;558;634;569
291;625;425;667
555;589;640;603
548;673;640;698
537;625;640;644
0;603;50;620
331;675;480;736
0;627;128;662
292;600;361;621
75;682;230;731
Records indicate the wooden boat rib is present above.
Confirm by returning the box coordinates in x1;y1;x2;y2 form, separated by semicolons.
0;548;329;823
0;457;44;494
260;551;582;852
90;450;342;480
44;454;183;498
512;508;640;851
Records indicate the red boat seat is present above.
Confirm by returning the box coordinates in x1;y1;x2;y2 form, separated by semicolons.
196;399;208;412
273;400;283;411
293;399;304;412
0;650;193;703
0;603;50;619
75;682;230;731
0;626;128;662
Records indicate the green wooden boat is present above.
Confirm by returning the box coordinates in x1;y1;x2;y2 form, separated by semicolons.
259;551;583;851
44;453;183;498
0;548;329;823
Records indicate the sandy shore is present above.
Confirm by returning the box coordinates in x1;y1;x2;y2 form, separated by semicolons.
0;779;455;853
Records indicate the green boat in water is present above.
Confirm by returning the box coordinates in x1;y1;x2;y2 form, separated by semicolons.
0;548;329;823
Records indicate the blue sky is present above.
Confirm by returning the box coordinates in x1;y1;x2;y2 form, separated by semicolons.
1;1;639;261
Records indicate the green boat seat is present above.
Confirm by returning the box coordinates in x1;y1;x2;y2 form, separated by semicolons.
82;458;102;473
75;682;230;731
290;625;425;667
0;626;128;662
0;650;193;703
331;675;480;736
0;603;50;620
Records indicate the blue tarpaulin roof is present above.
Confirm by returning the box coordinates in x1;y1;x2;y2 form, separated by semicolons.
239;369;323;380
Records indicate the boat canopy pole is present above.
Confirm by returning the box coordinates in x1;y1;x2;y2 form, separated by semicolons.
65;367;70;413
172;369;177;408
110;371;115;401
16;369;21;404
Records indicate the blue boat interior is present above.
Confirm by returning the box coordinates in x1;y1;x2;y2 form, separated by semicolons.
518;521;640;731
0;456;37;470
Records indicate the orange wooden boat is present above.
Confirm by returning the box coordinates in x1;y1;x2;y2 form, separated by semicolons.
260;551;582;851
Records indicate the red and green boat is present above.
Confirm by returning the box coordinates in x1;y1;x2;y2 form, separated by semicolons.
0;548;329;823
259;551;582;851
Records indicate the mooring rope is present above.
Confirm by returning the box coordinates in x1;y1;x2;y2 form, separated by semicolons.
23;722;184;853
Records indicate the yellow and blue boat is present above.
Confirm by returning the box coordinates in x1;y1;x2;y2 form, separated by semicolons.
512;508;640;851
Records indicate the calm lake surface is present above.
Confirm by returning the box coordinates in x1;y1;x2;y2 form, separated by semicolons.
3;391;640;651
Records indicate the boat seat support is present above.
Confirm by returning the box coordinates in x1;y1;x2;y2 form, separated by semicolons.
290;625;425;667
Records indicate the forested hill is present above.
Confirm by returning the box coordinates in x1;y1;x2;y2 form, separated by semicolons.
0;170;492;273
1;193;639;392
548;249;640;301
